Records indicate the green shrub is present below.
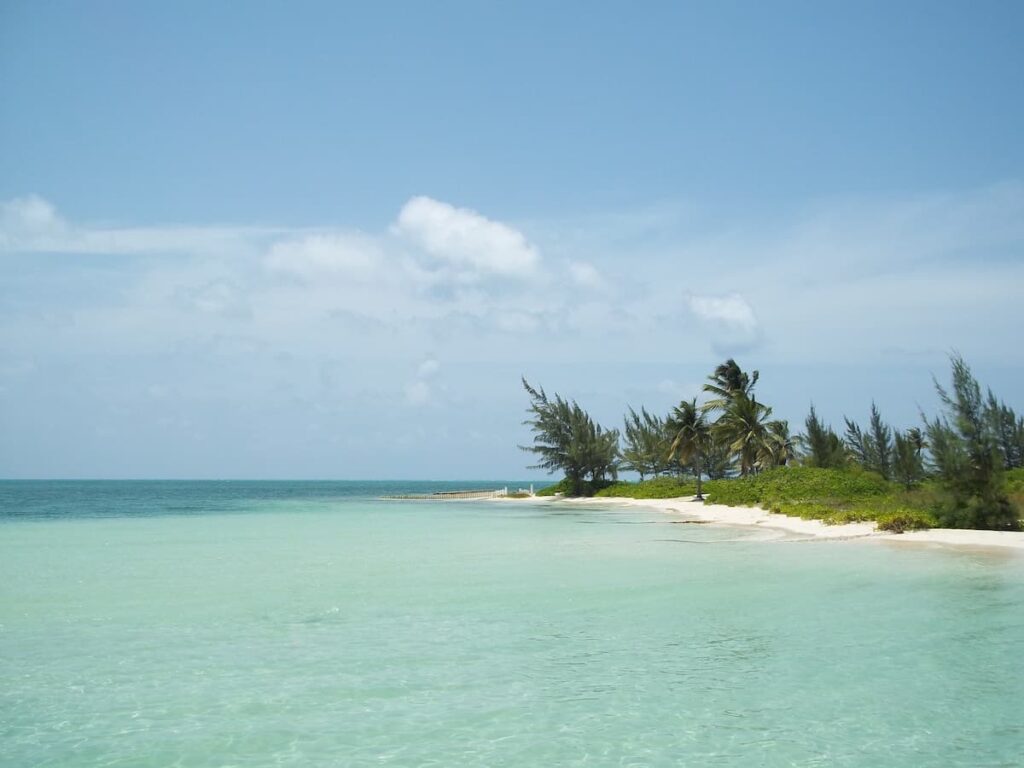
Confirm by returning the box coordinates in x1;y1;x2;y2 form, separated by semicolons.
876;509;937;533
704;466;890;507
595;477;697;499
932;495;1021;531
534;477;614;497
1005;467;1024;493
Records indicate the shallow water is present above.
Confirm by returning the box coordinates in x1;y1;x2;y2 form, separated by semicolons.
2;482;1022;766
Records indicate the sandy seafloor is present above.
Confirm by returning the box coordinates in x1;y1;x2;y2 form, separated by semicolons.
2;481;1023;767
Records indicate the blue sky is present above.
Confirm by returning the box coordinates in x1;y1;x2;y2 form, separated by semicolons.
2;1;1023;479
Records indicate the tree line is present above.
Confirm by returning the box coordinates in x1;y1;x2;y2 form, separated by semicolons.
521;355;1023;529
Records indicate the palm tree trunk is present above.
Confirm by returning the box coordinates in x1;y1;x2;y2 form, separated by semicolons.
693;455;704;500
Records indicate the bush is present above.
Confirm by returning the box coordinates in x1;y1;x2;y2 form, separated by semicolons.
1005;467;1024;493
595;477;698;499
704;466;942;529
704;466;890;507
876;509;937;533
933;495;1021;531
535;477;614;497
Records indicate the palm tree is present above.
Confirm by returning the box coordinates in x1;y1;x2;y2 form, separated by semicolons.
702;359;759;414
714;393;772;476
760;419;795;468
666;399;711;499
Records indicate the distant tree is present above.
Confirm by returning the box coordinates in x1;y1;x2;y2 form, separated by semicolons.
520;379;620;496
701;438;735;480
923;356;1019;530
844;403;894;479
702;359;759;414
621;407;669;480
760;420;796;469
666;399;712;499
985;391;1024;470
799;405;847;468
714;393;772;477
892;429;926;489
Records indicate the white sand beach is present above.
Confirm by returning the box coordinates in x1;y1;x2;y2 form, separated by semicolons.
516;495;1024;552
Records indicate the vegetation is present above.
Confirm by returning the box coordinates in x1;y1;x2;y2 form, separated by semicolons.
923;356;1020;530
520;379;619;497
799;406;846;469
620;407;672;480
665;400;711;498
594;477;697;499
521;355;1023;531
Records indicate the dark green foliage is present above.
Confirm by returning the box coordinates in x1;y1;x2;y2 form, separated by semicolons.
594;477;698;499
799;405;847;469
892;429;926;489
875;509;938;533
986;391;1024;469
712;392;773;477
535;477;614;497
666;399;712;498
620;407;671;480
761;419;796;469
701;439;735;480
924;355;1019;530
702;358;759;412
843;403;894;479
520;379;620;497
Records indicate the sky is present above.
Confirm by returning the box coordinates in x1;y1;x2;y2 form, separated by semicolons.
1;1;1023;479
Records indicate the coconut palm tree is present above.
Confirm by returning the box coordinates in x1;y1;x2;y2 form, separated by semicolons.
666;399;712;499
760;419;795;468
714;393;772;476
702;359;759;414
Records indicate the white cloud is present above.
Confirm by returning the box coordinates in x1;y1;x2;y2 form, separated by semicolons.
0;194;277;255
394;196;540;277
687;293;761;352
688;293;758;332
568;260;606;291
0;195;65;241
264;233;382;280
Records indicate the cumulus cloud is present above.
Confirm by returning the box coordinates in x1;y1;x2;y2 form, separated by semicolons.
688;293;758;331
264;233;382;280
394;196;540;277
0;195;65;238
687;293;761;352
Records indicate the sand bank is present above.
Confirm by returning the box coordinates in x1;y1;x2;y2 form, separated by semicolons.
517;495;1024;552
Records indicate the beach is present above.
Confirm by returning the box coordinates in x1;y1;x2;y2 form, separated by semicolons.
507;494;1024;551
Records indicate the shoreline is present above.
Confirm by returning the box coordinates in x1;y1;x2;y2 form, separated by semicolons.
505;495;1024;552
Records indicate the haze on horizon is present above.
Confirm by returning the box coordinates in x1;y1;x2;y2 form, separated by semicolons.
1;1;1023;480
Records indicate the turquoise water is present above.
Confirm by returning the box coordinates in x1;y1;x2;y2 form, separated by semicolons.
2;482;1023;767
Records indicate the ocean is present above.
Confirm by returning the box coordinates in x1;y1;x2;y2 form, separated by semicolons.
1;481;1022;767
